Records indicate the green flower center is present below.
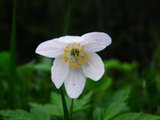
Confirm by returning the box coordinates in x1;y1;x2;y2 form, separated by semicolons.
71;48;80;57
63;42;88;68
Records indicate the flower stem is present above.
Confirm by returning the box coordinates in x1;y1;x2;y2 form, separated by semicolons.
62;0;72;35
60;88;69;120
70;99;74;120
9;0;17;108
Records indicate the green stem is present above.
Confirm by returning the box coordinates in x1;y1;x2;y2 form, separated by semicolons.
60;88;69;120
62;0;72;35
70;99;74;120
101;108;103;120
9;0;17;108
60;0;72;119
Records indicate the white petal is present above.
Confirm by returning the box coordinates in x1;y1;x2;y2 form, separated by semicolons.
82;52;105;81
81;32;112;52
64;69;86;98
51;55;69;88
57;36;82;43
35;39;67;58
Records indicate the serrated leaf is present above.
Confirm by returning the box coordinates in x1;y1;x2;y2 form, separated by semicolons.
111;87;130;103
31;108;50;120
93;107;104;120
50;91;92;113
104;102;127;120
29;103;62;117
73;92;92;112
104;87;130;120
34;91;92;120
0;109;35;120
50;92;65;116
31;92;69;118
112;112;160;120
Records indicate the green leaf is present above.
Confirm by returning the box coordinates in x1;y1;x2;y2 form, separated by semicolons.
17;62;35;81
34;58;52;72
0;52;10;76
74;92;92;112
112;113;160;120
111;87;130;103
29;103;61;117
50;92;65;116
30;108;50;120
93;107;104;120
87;77;112;93
104;87;130;120
30;91;68;117
33;91;92;119
30;91;92;119
104;59;137;73
0;109;35;120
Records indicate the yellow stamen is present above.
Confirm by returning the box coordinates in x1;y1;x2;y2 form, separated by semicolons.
63;42;88;68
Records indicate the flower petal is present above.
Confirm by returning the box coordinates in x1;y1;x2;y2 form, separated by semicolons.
51;55;69;88
64;69;86;98
81;32;112;52
82;52;105;81
57;36;82;43
35;39;67;58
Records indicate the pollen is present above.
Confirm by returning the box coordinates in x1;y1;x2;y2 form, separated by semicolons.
63;42;88;68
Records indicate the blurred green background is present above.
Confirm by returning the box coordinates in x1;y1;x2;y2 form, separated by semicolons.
0;0;160;119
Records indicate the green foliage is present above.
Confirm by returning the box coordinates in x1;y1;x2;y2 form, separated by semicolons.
0;54;160;120
30;108;50;120
0;109;35;120
103;87;130;120
0;92;92;120
93;107;103;120
0;109;51;120
50;92;64;116
112;113;160;120
33;58;52;72
104;59;137;73
29;91;92;117
0;52;11;107
73;92;92;112
30;103;60;117
92;87;130;120
0;52;10;76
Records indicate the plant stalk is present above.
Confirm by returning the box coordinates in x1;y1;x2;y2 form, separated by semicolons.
60;88;69;120
9;0;17;108
70;99;74;120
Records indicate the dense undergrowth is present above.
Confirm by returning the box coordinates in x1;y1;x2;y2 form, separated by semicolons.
0;51;160;120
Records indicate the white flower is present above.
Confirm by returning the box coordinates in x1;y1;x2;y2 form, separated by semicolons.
35;32;112;98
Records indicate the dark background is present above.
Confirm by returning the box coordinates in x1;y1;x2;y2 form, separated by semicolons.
0;0;160;66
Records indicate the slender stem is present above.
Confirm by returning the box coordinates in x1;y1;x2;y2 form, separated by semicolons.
10;0;17;108
60;88;69;120
70;99;74;120
101;108;103;120
62;0;72;35
60;0;72;119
